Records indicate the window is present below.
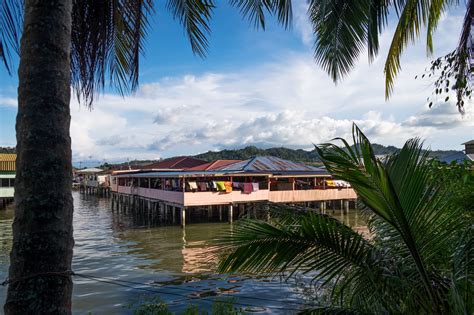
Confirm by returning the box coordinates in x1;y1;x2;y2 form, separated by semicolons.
1;178;9;187
140;178;150;188
9;179;14;187
151;178;162;190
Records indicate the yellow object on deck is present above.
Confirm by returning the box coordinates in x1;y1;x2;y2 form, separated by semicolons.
326;180;336;187
215;181;226;191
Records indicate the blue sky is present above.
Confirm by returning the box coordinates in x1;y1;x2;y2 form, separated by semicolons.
1;2;473;165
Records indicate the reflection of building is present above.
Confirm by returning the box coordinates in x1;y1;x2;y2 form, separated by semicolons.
0;154;16;207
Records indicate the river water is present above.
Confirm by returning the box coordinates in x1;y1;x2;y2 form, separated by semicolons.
0;192;364;314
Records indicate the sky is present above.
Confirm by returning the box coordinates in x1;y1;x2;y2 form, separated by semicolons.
0;2;473;166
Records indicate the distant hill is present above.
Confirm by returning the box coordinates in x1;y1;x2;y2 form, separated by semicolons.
0;147;16;154
194;145;464;164
195;146;321;164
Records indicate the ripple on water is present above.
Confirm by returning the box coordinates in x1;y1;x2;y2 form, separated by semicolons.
1;193;316;314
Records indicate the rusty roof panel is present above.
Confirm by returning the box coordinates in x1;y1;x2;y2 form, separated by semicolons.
143;157;207;170
187;159;242;171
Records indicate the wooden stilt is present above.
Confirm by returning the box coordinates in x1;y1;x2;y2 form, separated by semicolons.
181;207;186;228
228;204;233;224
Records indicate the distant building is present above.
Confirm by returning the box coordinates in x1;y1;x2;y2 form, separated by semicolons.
463;140;474;161
0;154;16;207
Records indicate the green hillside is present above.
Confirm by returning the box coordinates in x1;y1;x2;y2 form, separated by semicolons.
194;144;463;164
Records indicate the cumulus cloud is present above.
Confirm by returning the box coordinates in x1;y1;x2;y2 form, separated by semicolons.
404;102;474;129
1;8;471;162
145;109;436;153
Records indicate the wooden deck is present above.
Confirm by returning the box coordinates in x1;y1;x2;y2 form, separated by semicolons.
113;184;356;206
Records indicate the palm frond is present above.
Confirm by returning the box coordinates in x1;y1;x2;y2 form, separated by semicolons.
316;123;469;312
367;0;389;61
0;0;23;74
167;0;214;58
384;0;452;99
218;212;375;280
310;0;389;82
453;0;474;112
230;0;292;29
70;0;153;107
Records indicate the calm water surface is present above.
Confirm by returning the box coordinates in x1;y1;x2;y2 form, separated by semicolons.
0;192;364;314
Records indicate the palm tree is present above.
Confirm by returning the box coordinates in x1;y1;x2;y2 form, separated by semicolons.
0;1;292;313
309;0;473;111
218;124;473;314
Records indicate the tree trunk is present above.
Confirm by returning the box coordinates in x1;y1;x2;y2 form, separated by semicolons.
4;0;74;314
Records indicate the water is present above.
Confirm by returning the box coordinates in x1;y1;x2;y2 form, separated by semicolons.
0;193;365;314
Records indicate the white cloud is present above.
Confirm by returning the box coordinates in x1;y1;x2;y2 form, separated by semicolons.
2;8;472;163
293;1;312;46
0;97;17;107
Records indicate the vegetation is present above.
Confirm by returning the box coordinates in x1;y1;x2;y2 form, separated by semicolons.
131;296;245;315
0;147;15;154
195;144;465;164
218;125;473;314
310;0;474;111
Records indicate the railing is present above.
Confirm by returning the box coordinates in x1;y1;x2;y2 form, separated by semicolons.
114;184;356;206
269;188;356;203
184;189;269;206
117;186;184;204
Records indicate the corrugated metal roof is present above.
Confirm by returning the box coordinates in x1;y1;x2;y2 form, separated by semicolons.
142;157;207;170
0;154;16;172
114;170;265;178
187;159;242;171
215;156;323;172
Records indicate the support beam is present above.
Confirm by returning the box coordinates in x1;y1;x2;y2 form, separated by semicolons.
181;207;186;228
172;206;176;224
228;204;233;224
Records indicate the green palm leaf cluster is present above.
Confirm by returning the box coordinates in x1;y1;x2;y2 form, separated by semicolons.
218;124;473;314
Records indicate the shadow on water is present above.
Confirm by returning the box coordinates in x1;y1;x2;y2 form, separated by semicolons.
0;193;366;314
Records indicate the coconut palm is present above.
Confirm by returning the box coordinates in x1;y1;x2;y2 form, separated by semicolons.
218;124;473;314
0;1;292;313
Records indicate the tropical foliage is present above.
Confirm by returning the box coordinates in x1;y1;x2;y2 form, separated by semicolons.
218;124;473;314
310;0;474;111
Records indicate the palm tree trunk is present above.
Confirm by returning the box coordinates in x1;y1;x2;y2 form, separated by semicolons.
4;0;74;314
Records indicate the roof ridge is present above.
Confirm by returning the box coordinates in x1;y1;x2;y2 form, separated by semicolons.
242;156;258;171
169;156;187;168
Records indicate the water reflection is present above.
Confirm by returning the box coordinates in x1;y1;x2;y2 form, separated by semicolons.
0;193;366;314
